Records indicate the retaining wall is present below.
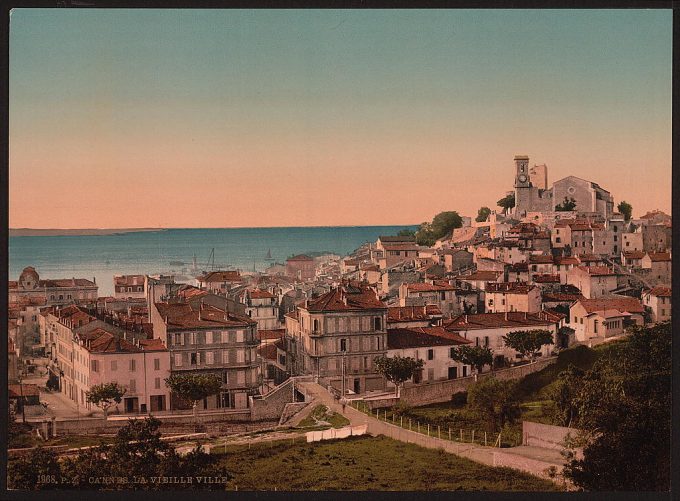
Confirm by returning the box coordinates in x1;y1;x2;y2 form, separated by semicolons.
400;357;556;407
523;421;578;451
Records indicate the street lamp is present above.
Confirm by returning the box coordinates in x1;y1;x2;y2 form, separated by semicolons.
17;376;26;423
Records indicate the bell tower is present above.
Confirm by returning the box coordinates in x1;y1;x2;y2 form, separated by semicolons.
514;155;530;187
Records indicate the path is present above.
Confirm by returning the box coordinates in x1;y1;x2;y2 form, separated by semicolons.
294;381;567;483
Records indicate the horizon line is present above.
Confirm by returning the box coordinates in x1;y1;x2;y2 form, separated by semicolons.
9;223;420;231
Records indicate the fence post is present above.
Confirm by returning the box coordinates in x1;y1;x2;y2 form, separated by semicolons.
472;430;475;444
418;422;420;434
400;416;403;428
438;426;441;440
427;424;430;436
409;419;412;431
376;409;379;419
484;431;487;447
460;429;463;441
448;427;451;441
392;413;395;423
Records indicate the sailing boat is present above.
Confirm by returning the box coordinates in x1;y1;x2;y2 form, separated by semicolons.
265;249;274;261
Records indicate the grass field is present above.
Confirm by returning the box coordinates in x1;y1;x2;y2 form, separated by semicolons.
214;435;560;491
297;404;350;429
377;342;620;446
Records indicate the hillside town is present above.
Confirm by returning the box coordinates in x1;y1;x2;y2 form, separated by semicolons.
7;156;672;489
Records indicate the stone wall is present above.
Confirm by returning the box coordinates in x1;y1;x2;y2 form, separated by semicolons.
522;421;579;451
249;378;295;421
400;357;556;407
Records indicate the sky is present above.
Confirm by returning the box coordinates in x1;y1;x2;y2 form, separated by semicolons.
9;9;672;229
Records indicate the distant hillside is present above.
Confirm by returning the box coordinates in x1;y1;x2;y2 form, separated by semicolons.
10;228;166;237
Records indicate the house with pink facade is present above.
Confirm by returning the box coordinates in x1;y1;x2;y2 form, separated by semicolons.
285;255;315;281
484;282;541;313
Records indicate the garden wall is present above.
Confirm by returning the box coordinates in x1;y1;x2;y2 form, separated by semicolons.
400;357;556;407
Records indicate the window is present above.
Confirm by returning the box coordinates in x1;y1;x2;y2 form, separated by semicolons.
91;360;99;372
237;371;245;385
236;330;245;342
154;358;160;370
427;368;435;381
594;320;598;334
556;237;561;243
206;331;213;344
376;336;381;350
154;377;161;389
129;379;136;392
450;347;456;359
340;338;347;352
237;350;245;363
174;333;183;346
206;351;214;365
427;349;434;360
191;352;199;365
111;361;117;371
313;319;319;332
475;337;480;347
374;317;382;331
484;336;490;348
174;353;182;367
190;332;196;345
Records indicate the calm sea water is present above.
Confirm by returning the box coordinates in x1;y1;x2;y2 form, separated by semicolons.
9;226;416;296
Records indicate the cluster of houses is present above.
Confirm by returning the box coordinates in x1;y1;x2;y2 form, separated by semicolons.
7;155;672;412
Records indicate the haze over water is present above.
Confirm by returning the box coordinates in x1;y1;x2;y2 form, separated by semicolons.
8;226;415;296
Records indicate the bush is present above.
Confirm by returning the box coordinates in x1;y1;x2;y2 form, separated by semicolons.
451;392;468;406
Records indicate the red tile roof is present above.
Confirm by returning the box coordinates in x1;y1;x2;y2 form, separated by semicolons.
304;282;386;312
155;302;255;329
248;289;275;299
646;286;671;298
554;256;580;266
258;329;285;341
257;343;278;361
9;384;40;398
198;270;242;283
576;297;644;314
577;266;616;276
647;252;671;262
442;311;559;331
622;251;645;260
387;327;472;349
456;271;502;281
387;305;442;322
543;292;584;302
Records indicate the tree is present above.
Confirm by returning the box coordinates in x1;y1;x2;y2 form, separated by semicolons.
562;323;671;490
7;447;63;490
555;196;577;211
415;223;437;247
547;364;584;427
497;193;515;215
373;355;424;396
430;211;463;238
475;206;491;222
60;417;230;490
617;200;633;221
502;330;554;363
449;345;493;378
164;373;223;418
86;382;126;418
467;377;521;432
397;229;416;238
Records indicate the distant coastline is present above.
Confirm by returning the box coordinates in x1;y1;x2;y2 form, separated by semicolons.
9;228;167;237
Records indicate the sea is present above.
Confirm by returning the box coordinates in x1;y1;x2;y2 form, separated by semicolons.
9;226;417;297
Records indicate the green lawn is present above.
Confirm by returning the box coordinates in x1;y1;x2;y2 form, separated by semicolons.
297;404;350;429
376;343;619;446
214;435;560;491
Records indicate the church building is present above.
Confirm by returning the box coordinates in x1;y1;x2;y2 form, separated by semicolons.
512;155;614;219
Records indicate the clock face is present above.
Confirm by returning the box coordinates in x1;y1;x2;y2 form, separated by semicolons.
518;174;528;183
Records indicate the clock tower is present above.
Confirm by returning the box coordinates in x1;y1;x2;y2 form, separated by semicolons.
514;155;531;187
